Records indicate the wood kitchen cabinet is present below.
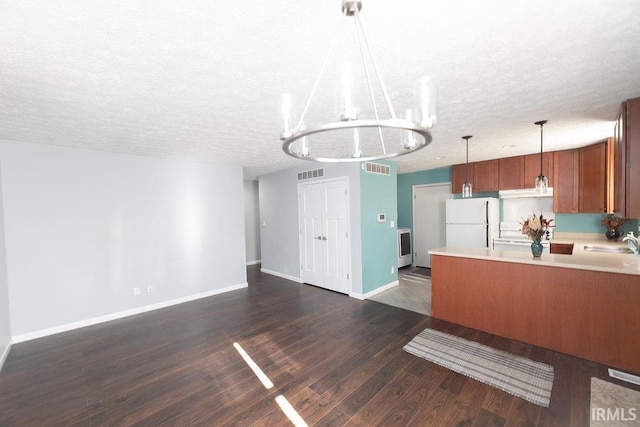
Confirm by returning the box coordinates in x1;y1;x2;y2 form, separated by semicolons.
579;141;608;213
524;152;554;189
498;153;554;190
614;97;640;218
451;163;471;194
553;149;579;213
472;159;499;192
498;156;524;189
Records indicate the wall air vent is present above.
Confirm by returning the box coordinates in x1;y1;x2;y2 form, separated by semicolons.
297;168;325;181
364;162;390;176
609;368;640;386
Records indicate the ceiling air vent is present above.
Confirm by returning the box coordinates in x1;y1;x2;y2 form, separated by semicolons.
364;162;390;176
297;168;325;181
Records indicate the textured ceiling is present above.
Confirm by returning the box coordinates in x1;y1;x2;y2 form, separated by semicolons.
1;0;640;180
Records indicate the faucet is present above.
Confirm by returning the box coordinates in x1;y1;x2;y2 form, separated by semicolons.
622;232;639;252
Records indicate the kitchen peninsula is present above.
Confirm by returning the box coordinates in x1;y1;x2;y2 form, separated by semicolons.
429;245;640;374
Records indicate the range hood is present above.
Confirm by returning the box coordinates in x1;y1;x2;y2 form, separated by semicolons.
499;188;554;199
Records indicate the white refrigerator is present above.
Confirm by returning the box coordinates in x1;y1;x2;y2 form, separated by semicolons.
446;198;500;249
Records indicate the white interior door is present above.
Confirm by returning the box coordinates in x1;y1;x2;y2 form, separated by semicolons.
413;183;450;268
299;179;350;294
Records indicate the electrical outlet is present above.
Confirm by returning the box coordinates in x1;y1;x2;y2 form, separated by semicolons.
391;266;395;274
133;287;141;296
147;285;153;293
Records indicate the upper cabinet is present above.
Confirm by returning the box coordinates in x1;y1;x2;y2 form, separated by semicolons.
473;159;499;192
524;152;554;189
498;152;554;190
451;163;471;195
553;149;579;213
498;156;524;189
451;160;499;194
579;141;609;213
614;97;640;218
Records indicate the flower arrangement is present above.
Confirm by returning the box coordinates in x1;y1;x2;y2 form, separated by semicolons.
520;212;554;242
601;214;627;230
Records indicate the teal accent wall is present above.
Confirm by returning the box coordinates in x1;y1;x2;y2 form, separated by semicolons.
397;167;450;229
361;161;398;293
555;213;639;235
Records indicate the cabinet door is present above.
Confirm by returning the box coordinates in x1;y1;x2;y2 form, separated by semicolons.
451;163;471;194
553;149;579;213
614;103;626;214
524;152;554;189
626;97;640;218
498;156;524;190
579;142;607;213
473;159;499;192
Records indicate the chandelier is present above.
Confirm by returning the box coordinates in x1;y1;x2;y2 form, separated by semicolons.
279;0;436;162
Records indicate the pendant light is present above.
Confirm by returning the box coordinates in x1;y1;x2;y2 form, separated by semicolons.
534;120;548;193
462;135;472;198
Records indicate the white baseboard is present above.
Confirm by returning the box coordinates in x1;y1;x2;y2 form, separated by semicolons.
260;268;302;283
12;282;248;344
246;260;261;266
0;337;12;372
350;280;399;300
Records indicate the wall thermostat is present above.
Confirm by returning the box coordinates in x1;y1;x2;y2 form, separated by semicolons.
377;213;386;222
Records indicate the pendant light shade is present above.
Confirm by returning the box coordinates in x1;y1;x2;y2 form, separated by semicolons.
534;120;548;193
462;135;473;198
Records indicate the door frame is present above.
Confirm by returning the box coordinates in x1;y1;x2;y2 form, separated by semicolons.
298;176;352;294
411;182;451;267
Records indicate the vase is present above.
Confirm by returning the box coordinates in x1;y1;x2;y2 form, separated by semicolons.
605;228;621;240
531;240;543;258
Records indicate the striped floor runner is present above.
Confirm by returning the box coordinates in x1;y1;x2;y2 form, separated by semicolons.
403;328;554;407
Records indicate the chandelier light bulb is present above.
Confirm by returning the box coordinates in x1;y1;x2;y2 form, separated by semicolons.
402;110;417;149
414;76;437;129
280;93;294;139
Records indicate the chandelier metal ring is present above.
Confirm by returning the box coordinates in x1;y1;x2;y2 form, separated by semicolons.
281;119;432;162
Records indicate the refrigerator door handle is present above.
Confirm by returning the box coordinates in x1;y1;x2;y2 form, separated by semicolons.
486;226;489;248
485;201;489;248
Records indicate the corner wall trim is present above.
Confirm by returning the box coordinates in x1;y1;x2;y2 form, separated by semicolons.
0;338;12;373
260;268;302;283
350;280;399;300
246;260;262;266
11;282;248;344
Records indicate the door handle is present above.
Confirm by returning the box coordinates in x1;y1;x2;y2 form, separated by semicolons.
314;236;327;240
322;236;327;241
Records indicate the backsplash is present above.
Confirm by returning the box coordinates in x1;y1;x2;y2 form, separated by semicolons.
555;213;639;236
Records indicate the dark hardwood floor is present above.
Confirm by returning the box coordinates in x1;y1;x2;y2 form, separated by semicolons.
1;265;638;426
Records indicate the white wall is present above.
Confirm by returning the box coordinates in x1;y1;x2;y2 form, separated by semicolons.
243;180;261;264
259;163;363;293
0;140;247;338
0;164;11;369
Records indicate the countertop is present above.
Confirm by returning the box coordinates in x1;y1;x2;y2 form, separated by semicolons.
429;238;640;276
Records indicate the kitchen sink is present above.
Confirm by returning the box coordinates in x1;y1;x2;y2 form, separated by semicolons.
583;245;635;254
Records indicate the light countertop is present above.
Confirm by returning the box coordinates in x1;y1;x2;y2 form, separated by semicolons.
429;238;640;276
